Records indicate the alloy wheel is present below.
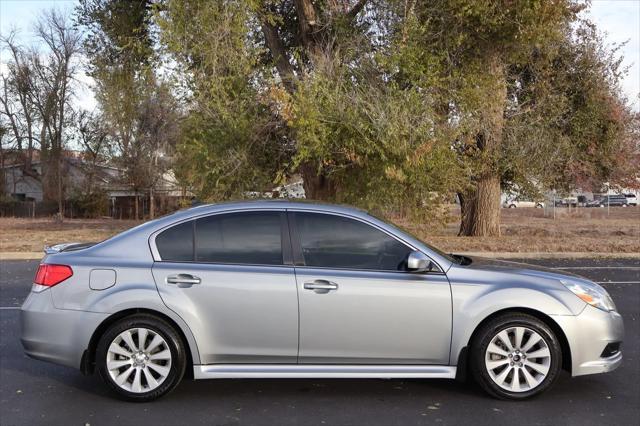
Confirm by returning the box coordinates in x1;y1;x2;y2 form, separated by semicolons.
106;327;172;393
484;326;551;392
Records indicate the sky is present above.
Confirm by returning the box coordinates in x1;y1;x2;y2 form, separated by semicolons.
1;0;639;111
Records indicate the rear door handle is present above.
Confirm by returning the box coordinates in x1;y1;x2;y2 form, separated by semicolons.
166;274;201;286
304;280;338;293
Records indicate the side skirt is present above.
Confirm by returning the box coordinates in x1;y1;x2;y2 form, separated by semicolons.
194;364;457;380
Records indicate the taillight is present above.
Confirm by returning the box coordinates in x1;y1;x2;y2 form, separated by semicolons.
34;264;73;287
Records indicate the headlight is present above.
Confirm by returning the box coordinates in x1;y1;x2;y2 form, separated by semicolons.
561;279;617;312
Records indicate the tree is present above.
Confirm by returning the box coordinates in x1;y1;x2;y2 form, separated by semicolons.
393;0;582;235
394;0;637;235
77;0;180;219
33;10;83;217
158;0;464;221
0;32;39;181
157;0;636;230
1;10;81;216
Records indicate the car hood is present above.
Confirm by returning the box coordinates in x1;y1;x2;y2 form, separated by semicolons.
455;256;586;282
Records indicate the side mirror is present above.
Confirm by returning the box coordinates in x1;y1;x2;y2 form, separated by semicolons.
407;251;433;272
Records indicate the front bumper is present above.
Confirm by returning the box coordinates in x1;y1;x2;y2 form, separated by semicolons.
20;289;109;369
552;304;624;376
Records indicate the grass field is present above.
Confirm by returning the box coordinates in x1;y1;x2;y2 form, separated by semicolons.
408;206;640;253
1;206;638;254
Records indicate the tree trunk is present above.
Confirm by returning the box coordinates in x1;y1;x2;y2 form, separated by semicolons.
149;186;155;219
458;175;501;236
458;52;506;237
57;157;64;220
300;163;337;200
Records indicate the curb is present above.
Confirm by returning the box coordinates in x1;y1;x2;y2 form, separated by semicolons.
1;252;43;260
1;251;639;261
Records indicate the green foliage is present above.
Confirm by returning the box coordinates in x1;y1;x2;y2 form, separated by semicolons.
154;0;636;228
158;0;291;200
68;190;109;218
290;58;465;222
392;0;636;199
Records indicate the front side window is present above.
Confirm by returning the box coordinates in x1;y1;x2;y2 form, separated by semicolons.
295;212;412;271
195;211;283;265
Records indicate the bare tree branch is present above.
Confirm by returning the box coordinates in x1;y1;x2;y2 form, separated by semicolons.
260;19;296;92
346;0;368;20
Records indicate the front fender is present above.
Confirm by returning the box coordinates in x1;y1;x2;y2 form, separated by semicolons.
448;281;586;365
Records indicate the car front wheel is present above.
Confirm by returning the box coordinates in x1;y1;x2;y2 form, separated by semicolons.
470;313;562;400
96;314;186;402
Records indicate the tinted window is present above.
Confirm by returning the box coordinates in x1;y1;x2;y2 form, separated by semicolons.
195;212;283;265
156;221;194;261
295;212;412;271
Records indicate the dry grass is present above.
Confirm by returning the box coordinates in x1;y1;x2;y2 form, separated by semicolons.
1;206;639;253
392;206;640;253
0;218;141;253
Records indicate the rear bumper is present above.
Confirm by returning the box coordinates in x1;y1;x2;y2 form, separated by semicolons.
552;305;624;376
20;289;108;369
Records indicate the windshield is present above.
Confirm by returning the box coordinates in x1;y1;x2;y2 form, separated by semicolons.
366;212;458;263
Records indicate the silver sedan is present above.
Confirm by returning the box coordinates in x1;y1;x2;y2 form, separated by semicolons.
20;201;623;401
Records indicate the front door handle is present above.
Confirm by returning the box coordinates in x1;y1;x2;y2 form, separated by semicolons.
166;274;201;286
304;280;338;293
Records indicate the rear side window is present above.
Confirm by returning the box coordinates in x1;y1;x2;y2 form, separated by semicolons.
156;221;194;261
195;212;283;265
294;212;412;271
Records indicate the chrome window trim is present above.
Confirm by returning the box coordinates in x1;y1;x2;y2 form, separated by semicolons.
292;264;445;275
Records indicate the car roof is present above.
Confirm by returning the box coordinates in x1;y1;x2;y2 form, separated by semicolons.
51;198;453;272
181;199;368;217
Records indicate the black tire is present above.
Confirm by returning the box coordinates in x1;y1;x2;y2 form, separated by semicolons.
96;314;186;402
470;313;562;400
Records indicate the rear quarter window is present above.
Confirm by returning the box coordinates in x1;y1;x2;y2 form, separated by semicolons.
155;221;194;261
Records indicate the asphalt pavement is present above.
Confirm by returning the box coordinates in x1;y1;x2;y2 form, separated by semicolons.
1;258;638;426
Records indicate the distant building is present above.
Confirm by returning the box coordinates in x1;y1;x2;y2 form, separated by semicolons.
1;154;188;218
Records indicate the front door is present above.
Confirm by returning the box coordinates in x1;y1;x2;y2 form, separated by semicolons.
151;210;298;364
291;211;452;364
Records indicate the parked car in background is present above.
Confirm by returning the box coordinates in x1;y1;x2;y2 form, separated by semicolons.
586;195;629;207
554;197;578;207
624;194;638;206
21;201;623;401
502;198;544;208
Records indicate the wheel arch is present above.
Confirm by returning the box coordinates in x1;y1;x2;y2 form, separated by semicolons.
456;307;572;380
81;308;198;380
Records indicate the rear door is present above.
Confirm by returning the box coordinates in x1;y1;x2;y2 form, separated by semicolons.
290;211;452;365
151;210;299;364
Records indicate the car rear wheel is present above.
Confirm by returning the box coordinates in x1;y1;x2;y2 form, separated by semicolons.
96;314;186;402
470;313;562;400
